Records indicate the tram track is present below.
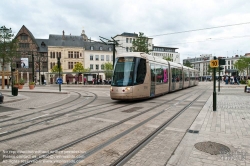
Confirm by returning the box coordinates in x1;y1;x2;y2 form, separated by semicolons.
0;90;98;129
15;87;204;166
0;91;82;124
110;88;208;166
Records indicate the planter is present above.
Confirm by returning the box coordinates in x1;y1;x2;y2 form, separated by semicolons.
18;85;24;89
29;85;35;90
14;85;19;88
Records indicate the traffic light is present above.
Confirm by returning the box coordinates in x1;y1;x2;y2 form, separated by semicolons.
57;57;61;69
219;59;225;65
219;67;224;71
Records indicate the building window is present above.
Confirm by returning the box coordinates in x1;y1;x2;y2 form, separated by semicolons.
68;62;73;69
53;52;55;58
101;55;104;61
126;38;128;43
130;38;132;43
20;34;28;40
80;53;82;57
59;52;61;58
108;47;111;51
90;64;93;69
130;47;132;52
95;55;99;61
126;47;128;52
50;52;52;58
74;51;79;58
68;51;73;58
101;64;104;70
90;46;94;50
19;43;29;48
106;55;109;61
100;46;103;50
90;55;93;60
96;64;99;70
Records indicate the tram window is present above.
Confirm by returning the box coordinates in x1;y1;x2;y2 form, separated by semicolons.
150;64;155;83
184;70;189;81
175;69;180;82
135;58;146;84
156;65;163;84
179;69;183;81
162;66;168;83
172;67;176;82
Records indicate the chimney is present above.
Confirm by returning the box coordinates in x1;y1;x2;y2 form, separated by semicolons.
62;30;65;40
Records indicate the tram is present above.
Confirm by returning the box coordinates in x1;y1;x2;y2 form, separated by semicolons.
110;52;199;100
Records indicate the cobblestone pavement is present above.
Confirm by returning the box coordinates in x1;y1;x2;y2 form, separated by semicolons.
167;88;250;166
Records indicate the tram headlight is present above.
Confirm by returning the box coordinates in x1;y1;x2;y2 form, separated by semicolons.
125;87;131;91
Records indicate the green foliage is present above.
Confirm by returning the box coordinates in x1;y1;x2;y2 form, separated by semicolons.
72;62;90;72
51;64;63;72
103;62;113;78
19;79;25;85
163;56;173;62
183;60;193;68
132;32;151;54
0;26;19;69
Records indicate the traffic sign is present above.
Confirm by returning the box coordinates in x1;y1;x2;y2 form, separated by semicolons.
210;60;219;68
57;78;63;84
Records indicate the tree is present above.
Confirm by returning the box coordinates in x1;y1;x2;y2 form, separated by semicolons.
51;64;63;73
0;25;19;89
183;60;193;68
103;62;113;79
234;59;246;79
163;56;173;62
72;62;90;72
72;62;90;83
132;32;151;53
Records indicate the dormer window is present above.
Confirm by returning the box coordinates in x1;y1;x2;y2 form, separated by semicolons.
41;42;46;48
90;46;94;50
100;46;103;50
108;47;111;51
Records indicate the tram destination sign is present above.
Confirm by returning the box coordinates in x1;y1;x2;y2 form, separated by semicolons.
210;60;219;68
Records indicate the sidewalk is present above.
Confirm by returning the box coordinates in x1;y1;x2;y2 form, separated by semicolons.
167;85;250;166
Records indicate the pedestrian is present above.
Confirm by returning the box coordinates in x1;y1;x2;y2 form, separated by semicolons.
67;79;69;84
44;79;47;85
84;77;87;85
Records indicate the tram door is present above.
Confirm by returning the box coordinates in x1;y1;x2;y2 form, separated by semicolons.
171;67;176;91
150;64;155;97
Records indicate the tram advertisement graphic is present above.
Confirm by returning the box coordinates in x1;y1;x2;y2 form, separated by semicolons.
163;69;168;83
21;58;28;68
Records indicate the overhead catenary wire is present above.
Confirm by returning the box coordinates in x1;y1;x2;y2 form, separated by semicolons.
148;21;250;37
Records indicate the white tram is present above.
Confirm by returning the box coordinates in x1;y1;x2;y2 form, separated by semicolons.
110;52;199;100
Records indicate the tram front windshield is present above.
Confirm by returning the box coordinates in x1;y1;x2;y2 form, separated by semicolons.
112;57;146;86
112;57;135;86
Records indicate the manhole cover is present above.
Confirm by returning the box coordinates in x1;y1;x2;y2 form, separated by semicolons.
122;107;143;113
194;141;230;155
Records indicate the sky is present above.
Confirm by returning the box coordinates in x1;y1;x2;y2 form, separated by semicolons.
1;0;250;63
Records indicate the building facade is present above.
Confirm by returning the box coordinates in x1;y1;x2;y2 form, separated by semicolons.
113;32;153;54
151;46;180;63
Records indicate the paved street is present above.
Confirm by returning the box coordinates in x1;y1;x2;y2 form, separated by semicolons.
0;82;249;166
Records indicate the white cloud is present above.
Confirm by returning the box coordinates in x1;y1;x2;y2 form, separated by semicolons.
1;0;250;63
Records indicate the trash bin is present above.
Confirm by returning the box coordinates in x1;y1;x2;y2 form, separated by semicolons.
12;87;18;96
0;92;4;104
